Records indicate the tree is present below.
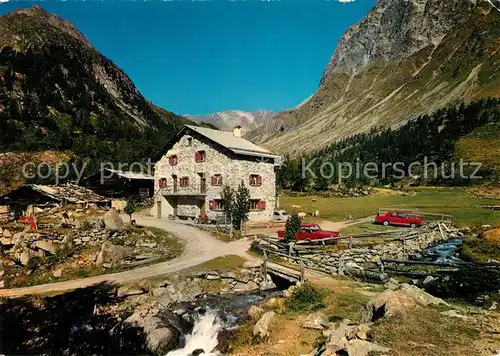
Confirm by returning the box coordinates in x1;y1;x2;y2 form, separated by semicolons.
232;180;250;231
124;198;136;223
284;212;301;242
220;184;235;238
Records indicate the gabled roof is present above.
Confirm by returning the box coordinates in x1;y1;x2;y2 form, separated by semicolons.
184;125;280;159
2;184;109;204
104;169;154;181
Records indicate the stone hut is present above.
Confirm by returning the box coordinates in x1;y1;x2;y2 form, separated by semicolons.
152;125;281;221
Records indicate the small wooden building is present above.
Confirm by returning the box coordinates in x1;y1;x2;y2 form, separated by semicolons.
83;169;155;199
0;184;110;218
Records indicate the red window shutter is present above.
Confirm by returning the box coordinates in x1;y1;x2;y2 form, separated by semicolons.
258;200;266;210
195;152;201;162
257;175;262;186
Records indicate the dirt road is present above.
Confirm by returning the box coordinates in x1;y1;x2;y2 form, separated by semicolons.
0;215;254;298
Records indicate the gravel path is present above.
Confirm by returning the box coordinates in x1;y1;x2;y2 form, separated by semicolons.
0;215;254;298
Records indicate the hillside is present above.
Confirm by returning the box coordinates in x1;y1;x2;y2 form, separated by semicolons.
0;5;187;167
186;109;275;134
254;0;500;155
278;98;500;190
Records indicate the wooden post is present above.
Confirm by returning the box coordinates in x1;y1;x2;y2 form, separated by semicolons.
300;258;305;283
289;243;294;257
263;250;268;280
403;234;407;260
349;236;353;249
438;222;445;240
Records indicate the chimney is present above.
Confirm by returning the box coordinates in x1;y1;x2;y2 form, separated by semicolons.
233;126;242;138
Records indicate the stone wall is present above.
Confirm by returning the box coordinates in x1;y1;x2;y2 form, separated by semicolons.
258;222;464;276
153;129;276;221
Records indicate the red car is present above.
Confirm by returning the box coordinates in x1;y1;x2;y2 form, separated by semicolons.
278;224;341;243
374;212;422;228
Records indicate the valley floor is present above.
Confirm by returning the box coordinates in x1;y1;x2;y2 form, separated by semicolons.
280;187;500;228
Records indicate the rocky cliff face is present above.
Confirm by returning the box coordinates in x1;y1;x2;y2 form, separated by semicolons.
186;109;275;134
320;0;478;84
255;0;500;155
0;6;187;162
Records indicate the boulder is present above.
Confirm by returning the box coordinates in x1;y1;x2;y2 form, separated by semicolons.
318;322;387;356
398;283;447;307
220;272;237;279
441;310;467;319
345;262;364;277
361;284;447;323
138;241;157;249
2;229;12;238
125;312;179;353
344;339;390;356
302;312;330;330
0;280;4;288
265;297;285;313
253;311;276;340
242;260;262;269
117;285;146;298
35;240;58;255
103;208;125;230
95;241;128;267
19;250;31;266
247;305;265;320
384;280;399;291
52;267;63;278
422;275;436;285
233;281;259;293
0;237;13;247
361;290;416;323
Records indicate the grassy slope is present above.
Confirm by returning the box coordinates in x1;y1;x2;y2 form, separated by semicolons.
455;121;500;174
281;188;500;227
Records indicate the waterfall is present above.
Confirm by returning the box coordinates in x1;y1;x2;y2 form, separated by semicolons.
166;311;223;356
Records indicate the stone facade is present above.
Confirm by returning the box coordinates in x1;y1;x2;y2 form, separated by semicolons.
153;128;278;221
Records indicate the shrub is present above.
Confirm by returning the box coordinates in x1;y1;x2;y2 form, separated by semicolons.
459;236;500;262
284;212;301;242
124;199;137;223
285;282;325;313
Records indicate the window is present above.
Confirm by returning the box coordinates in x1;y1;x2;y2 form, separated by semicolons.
139;188;150;197
195;150;206;162
211;174;223;186
249;174;262;187
158;178;167;188
168;155;178;166
187;137;193;146
250;199;266;211
209;199;224;211
179;177;189;187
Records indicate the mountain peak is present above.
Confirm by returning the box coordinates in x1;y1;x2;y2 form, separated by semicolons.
319;0;493;86
0;5;91;51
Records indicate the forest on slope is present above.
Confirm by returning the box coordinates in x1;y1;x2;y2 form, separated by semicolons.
278;99;500;191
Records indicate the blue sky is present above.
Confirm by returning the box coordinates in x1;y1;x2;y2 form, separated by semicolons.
0;0;375;115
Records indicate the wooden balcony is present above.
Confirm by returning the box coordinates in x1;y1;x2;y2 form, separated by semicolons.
159;184;207;196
